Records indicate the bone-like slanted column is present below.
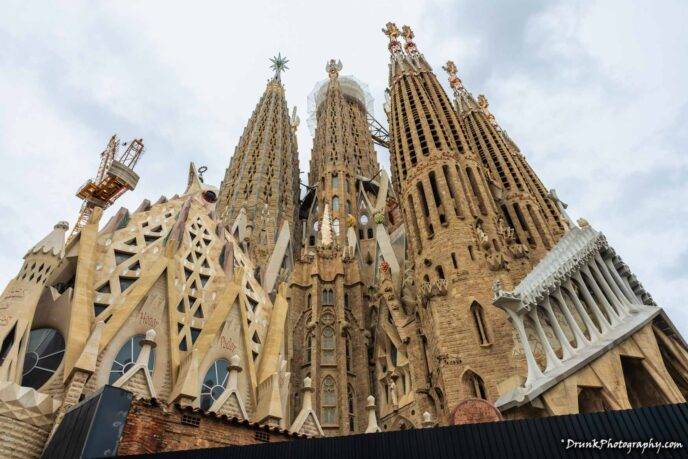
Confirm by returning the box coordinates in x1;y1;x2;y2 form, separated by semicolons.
505;308;544;387
553;288;590;348
594;255;635;313
563;279;604;340
587;259;629;317
528;307;562;372
596;253;641;312
566;272;609;335
602;256;639;304
541;296;575;360
579;265;621;325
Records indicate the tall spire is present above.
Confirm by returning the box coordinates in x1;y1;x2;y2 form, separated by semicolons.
304;59;380;246
217;59;300;269
442;58;566;246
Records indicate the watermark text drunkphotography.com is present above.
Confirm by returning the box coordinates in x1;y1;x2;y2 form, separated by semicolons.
562;438;684;454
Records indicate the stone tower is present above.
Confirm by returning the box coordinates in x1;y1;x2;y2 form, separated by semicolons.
382;22;530;419
379;22;687;425
217;56;301;283
444;60;566;260
288;60;381;436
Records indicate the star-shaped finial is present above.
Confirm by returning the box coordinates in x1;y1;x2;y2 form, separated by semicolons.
269;53;289;80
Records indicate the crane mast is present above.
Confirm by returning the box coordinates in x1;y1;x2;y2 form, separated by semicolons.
68;135;144;242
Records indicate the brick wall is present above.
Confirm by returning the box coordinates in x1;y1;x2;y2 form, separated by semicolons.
118;400;297;455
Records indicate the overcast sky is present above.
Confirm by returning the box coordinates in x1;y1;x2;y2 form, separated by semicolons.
1;0;686;335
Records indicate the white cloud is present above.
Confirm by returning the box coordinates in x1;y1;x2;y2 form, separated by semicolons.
0;0;686;336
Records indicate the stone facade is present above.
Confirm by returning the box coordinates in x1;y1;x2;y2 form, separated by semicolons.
0;23;686;457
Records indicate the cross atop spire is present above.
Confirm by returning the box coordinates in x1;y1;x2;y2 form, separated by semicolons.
269;53;289;80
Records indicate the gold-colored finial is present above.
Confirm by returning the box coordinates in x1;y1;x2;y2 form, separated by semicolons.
477;94;488;108
477;95;496;124
382;22;400;39
442;60;463;90
401;25;418;55
382;22;403;54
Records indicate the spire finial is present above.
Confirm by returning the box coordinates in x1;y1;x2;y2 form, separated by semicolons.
326;59;343;79
382;22;402;55
401;25;419;55
442;60;463;91
477;94;498;126
269;53;289;80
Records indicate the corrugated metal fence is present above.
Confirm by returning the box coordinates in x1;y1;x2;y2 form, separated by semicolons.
129;403;688;458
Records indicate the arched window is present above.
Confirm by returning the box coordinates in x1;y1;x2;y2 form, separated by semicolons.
345;333;353;372
471;302;490;345
333;218;340;236
347;385;356;432
306;293;312;308
435;265;445;280
305;334;312;365
200;359;230;410
332;174;339;189
109;334;155;384
322;326;335;365
322;288;334;305
465;371;487;399
344;293;350;311
332;196;340;212
367;228;374;239
21;328;65;389
321;376;337;424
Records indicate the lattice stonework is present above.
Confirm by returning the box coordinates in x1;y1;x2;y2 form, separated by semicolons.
171;208;222;354
93;202;180;322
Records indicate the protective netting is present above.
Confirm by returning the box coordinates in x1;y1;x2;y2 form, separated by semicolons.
307;75;375;135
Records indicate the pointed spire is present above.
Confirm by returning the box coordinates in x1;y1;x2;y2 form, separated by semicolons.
365;395;382;433
27;221;69;258
442;59;479;113
289;376;324;436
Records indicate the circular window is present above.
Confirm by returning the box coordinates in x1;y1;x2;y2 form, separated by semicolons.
109;334;155;384
21;328;65;389
360;214;369;225
201;359;230;411
202;190;217;203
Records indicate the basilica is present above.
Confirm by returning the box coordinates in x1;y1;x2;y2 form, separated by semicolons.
0;23;686;457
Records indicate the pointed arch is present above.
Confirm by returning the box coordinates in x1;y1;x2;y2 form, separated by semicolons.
470;301;490;345
462;369;487;399
321;375;337;425
347;384;356;432
321;326;335;365
305;333;312;366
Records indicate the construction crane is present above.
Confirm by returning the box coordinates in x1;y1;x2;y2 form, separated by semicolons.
68;135;144;241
